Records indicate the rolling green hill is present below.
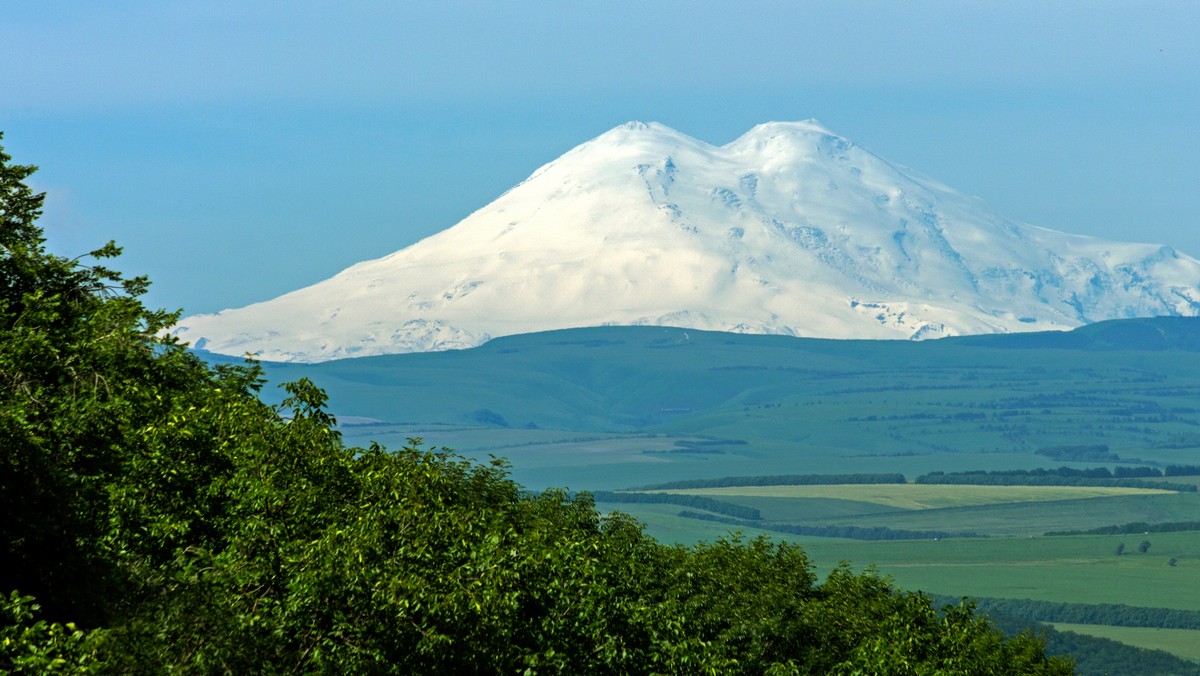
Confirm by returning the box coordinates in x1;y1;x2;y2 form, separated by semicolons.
228;318;1200;490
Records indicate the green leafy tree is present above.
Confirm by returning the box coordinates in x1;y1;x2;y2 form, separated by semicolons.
0;592;99;674
0;130;267;627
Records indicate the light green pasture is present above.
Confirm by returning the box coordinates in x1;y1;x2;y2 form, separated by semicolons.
650;484;1172;511
1050;624;1200;663
595;507;1200;611
800;532;1200;610
808;493;1200;538
592;502;820;545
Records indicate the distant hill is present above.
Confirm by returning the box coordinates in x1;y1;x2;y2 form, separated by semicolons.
952;317;1200;351
227;317;1200;439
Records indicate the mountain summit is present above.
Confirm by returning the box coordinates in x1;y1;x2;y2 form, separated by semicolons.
177;120;1200;362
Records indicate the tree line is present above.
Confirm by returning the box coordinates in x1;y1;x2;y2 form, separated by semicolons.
679;512;986;541
635;473;908;491
933;596;1200;630
1046;520;1200;536
979;610;1200;676
1035;445;1122;462
589;490;762;520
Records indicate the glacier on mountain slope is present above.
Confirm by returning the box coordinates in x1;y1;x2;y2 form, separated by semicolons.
175;120;1200;363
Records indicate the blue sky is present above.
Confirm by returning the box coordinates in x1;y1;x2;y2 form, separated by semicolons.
4;1;1199;315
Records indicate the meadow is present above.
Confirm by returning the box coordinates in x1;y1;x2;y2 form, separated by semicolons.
597;482;1200;666
1048;625;1200;663
649;483;1174;510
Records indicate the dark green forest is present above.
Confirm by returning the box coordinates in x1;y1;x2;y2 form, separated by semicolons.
675;512;985;542
979;613;1200;676
914;469;1196;491
0;136;1076;672
635;473;909;490
587;491;764;520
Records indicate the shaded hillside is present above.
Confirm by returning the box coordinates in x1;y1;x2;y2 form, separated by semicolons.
953;317;1200;351
242;319;1200;449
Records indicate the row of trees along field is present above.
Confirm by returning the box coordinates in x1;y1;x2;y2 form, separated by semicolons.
1047;521;1200;536
0;136;1074;672
677;512;985;541
978;612;1200;676
940;597;1200;630
635;473;908;490
588;490;763;520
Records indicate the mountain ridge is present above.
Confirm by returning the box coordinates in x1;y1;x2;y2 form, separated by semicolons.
177;121;1200;362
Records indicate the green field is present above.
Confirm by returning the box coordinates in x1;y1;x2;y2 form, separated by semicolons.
601;484;1200;597
1050;624;1200;663
597;504;1200;607
597;480;1200;666
804;533;1200;609
651;484;1173;510
609;482;1200;539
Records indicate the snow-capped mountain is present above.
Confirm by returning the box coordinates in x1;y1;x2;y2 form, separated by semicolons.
176;120;1200;363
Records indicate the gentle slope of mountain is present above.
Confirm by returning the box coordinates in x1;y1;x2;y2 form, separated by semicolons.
177;120;1200;362
242;317;1200;436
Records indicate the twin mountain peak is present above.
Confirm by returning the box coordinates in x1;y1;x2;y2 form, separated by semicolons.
176;120;1200;363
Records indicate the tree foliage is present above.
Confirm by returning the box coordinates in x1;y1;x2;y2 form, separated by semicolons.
977;605;1200;676
1046;519;1200;536
1;134;1073;673
679;511;985;541
636;473;908;491
934;595;1200;631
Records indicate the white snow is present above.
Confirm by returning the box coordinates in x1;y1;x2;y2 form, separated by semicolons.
175;120;1200;363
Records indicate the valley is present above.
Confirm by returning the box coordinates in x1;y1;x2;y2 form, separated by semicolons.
239;318;1200;668
600;475;1200;670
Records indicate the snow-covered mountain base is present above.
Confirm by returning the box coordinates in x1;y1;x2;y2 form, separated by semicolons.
176;120;1200;363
